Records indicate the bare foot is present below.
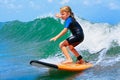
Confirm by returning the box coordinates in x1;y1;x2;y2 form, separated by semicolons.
76;59;87;64
61;59;73;64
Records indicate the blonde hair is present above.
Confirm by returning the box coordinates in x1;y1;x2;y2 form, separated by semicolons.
60;6;74;18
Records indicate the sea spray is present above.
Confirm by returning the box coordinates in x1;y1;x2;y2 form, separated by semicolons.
94;48;108;65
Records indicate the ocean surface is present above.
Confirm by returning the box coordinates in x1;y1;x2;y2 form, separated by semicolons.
0;17;120;80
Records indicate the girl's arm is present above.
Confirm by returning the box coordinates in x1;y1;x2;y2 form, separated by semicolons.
50;28;68;41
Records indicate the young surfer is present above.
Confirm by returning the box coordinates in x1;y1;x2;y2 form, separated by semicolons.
50;6;86;64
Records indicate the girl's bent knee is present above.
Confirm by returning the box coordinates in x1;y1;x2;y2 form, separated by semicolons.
59;42;63;48
69;46;75;51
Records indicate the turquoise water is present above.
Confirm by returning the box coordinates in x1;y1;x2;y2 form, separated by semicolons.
0;17;120;80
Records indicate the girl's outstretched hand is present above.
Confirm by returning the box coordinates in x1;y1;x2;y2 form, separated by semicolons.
55;13;61;18
50;37;57;42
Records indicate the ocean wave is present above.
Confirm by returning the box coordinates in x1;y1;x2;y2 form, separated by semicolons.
0;16;120;65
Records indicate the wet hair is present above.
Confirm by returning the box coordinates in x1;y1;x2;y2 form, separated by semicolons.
60;6;74;18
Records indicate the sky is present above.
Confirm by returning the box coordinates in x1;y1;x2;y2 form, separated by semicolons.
0;0;120;25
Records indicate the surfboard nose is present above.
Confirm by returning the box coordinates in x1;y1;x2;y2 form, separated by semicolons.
30;60;58;69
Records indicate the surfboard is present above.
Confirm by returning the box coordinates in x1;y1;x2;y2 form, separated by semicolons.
30;60;93;71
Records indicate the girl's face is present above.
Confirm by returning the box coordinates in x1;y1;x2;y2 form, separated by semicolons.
60;11;70;20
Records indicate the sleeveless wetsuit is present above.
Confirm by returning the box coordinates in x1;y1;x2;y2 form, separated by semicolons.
64;16;84;45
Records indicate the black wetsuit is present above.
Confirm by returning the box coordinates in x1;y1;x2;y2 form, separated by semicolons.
64;16;84;45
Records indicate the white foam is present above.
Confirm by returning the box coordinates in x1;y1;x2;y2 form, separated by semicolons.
75;17;120;53
39;53;65;64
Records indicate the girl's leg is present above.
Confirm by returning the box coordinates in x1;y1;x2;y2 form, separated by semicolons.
59;40;73;63
68;43;86;64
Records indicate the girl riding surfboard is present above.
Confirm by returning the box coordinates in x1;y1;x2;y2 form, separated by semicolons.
50;6;86;64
